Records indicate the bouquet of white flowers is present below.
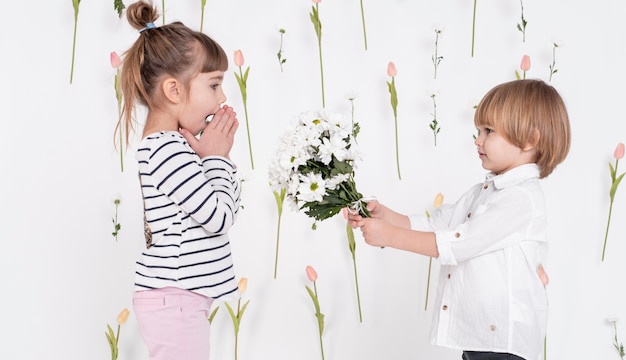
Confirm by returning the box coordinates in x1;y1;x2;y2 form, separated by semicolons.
268;109;370;227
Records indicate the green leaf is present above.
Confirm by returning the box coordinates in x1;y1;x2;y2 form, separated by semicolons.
305;285;321;314
273;188;286;215
113;0;125;17
239;299;250;320
208;306;219;323
309;6;322;41
72;0;81;17
610;162;617;181
225;302;240;334
610;172;625;200
346;222;356;255
515;70;521;80
242;66;250;83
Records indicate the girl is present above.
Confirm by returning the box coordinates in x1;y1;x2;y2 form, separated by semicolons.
116;1;241;359
347;79;571;360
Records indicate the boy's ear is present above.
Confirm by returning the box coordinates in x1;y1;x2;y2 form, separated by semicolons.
523;128;540;151
161;77;181;104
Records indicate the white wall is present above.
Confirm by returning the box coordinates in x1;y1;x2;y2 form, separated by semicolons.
2;0;625;359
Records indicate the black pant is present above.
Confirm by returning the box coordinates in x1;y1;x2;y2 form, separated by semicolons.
462;351;525;360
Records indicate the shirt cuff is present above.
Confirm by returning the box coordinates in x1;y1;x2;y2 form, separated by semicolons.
434;226;468;266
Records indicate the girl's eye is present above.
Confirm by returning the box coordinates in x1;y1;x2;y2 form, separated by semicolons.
210;83;221;90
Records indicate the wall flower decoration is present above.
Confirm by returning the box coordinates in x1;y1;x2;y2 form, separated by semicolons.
549;41;560;82
112;195;122;241
272;188;286;279
516;54;531;80
602;142;625;261
309;0;326;107
233;49;255;169
429;92;441;146
305;265;326;360
345;93;361;141
276;26;287;72
225;278;250;360
424;192;443;310
208;306;219;324
110;51;124;172
69;0;81;84
517;0;527;42
386;61;401;180
114;0;125;17
105;308;130;360
432;27;444;79
609;318;626;359
471;0;477;57
200;0;207;32
358;0;368;50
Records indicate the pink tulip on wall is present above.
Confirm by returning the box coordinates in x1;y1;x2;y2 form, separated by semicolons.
110;51;124;172
233;49;255;169
515;54;531;80
386;61;401;180
602;142;626;261
304;266;325;360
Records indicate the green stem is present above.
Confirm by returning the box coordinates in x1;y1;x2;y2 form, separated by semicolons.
471;0;477;57
70;18;78;84
316;4;325;108
118;103;124;172
235;299;240;360
273;213;282;279
350;244;363;323
200;5;205;32
162;0;165;24
424;257;433;310
314;282;325;360
114;324;120;360
602;199;614;261
359;0;368;50
544;335;547;360
240;67;254;170
394;112;401;180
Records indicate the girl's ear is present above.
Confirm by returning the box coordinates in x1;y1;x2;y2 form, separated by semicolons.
161;77;181;104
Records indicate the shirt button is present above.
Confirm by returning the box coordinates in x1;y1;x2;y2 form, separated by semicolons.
467;212;472;218
447;273;451;279
483;184;488;189
489;324;496;331
454;232;461;238
442;305;448;310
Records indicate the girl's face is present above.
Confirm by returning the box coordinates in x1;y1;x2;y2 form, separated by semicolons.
474;125;535;175
179;70;227;135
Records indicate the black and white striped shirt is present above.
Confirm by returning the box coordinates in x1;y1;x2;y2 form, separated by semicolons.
135;131;241;300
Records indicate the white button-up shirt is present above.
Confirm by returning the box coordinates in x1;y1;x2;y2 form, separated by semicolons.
409;164;548;360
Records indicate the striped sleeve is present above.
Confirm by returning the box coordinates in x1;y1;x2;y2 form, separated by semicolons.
146;138;239;235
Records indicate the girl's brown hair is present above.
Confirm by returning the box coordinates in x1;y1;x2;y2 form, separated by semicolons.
116;0;229;147
474;79;571;178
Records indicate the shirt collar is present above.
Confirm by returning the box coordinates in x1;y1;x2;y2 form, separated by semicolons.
484;163;540;189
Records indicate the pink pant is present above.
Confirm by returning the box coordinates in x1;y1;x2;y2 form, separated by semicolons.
133;287;214;360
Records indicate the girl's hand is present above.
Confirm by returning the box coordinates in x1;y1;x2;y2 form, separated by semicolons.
181;105;239;159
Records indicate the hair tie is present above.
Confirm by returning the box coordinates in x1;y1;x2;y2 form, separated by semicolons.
139;22;157;33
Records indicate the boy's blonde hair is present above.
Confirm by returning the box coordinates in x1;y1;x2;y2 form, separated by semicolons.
474;79;571;178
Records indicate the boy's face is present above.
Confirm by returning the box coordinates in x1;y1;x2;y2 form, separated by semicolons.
474;125;536;175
